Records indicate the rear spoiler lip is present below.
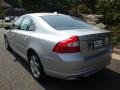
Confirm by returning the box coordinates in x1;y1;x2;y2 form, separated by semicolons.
79;32;111;40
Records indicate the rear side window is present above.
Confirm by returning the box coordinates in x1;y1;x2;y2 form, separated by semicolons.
20;17;32;30
41;15;93;30
20;16;35;31
29;21;35;31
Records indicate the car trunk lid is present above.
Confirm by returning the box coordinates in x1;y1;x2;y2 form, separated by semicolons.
61;28;111;58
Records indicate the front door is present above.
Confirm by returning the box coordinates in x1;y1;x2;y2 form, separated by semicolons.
15;16;35;57
7;29;16;49
9;16;25;50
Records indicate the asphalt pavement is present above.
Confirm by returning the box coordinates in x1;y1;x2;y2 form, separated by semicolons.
0;28;120;90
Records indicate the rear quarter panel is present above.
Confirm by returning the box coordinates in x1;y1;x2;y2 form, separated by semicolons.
27;30;70;60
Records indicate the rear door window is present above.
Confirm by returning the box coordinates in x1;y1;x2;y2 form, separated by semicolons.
20;16;35;31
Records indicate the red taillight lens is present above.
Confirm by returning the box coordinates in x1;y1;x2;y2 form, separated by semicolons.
53;36;80;53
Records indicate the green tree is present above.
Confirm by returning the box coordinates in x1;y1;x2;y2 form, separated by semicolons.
96;0;120;24
81;0;97;13
4;0;20;7
22;0;70;13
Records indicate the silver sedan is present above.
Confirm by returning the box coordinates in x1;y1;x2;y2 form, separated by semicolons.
4;13;112;80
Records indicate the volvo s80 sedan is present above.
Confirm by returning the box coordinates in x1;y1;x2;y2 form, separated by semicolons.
4;13;112;80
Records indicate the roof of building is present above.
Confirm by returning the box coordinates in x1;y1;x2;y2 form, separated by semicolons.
1;0;12;8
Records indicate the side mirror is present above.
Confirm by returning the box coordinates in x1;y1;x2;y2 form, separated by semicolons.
5;26;11;30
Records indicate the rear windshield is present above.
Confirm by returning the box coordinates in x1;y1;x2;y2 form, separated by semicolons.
41;15;93;30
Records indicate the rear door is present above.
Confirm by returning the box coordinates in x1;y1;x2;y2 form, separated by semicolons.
7;16;24;50
15;16;35;57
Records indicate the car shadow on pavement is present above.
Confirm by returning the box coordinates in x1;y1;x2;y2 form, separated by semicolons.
9;49;120;90
8;49;31;74
38;68;120;90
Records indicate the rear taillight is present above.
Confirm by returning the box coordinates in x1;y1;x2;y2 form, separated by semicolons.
53;36;80;53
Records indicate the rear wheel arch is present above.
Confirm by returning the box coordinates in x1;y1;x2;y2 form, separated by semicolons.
27;48;46;80
27;48;38;60
27;48;44;67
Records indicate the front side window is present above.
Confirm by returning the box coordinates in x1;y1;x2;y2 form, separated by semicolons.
11;16;24;29
41;15;93;30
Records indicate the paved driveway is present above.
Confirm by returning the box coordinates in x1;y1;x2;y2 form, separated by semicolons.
0;28;120;90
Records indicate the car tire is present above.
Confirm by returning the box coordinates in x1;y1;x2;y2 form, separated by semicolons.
4;37;11;50
29;51;46;81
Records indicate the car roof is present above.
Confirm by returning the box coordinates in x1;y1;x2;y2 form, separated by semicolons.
26;12;62;17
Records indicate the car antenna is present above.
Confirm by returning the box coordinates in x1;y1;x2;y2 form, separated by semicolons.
53;12;58;15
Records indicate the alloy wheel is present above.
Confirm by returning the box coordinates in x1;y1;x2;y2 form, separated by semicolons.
30;55;41;78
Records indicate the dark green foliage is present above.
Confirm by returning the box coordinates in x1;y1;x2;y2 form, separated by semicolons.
81;0;97;13
95;0;120;45
22;0;70;13
4;0;20;7
106;25;120;45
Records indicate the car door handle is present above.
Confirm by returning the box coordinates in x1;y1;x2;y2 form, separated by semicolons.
23;36;29;41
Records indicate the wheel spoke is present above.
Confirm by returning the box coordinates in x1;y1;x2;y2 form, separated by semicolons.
30;55;40;78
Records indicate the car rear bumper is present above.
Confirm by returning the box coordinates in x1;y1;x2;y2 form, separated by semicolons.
50;64;107;80
41;50;112;80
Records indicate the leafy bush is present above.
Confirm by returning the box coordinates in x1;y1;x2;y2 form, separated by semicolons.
102;14;120;25
106;25;120;45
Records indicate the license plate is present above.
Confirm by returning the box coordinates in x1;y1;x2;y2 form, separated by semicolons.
93;40;102;48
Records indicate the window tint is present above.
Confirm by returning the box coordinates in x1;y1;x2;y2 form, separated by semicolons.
41;15;93;30
20;17;32;30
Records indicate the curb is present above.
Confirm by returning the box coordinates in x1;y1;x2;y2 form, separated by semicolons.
113;48;120;54
112;53;120;60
